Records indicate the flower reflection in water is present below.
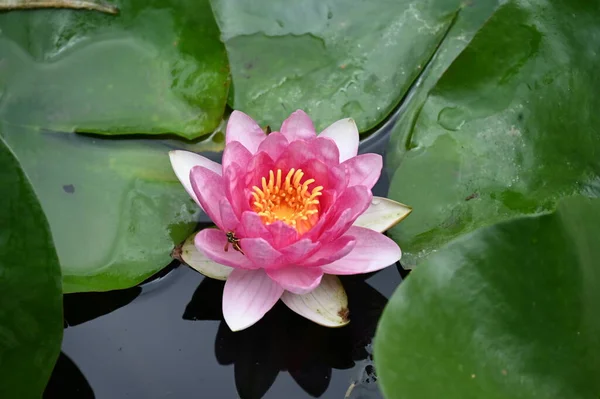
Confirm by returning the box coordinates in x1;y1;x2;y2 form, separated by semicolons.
49;263;408;399
183;272;390;399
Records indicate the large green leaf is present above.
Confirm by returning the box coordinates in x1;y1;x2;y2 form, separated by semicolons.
0;0;230;292
0;0;229;139
385;0;501;171
211;0;498;133
0;121;225;293
374;196;600;399
0;135;63;397
386;0;600;267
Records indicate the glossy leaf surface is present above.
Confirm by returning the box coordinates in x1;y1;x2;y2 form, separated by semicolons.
0;0;232;291
212;0;499;133
375;196;600;399
386;0;600;267
0;122;221;292
0;135;63;397
0;0;230;139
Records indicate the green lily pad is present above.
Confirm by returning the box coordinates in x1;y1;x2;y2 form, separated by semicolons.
0;0;230;139
0;121;226;292
0;135;62;397
387;0;600;267
0;0;230;292
375;196;600;399
211;0;498;133
384;0;501;171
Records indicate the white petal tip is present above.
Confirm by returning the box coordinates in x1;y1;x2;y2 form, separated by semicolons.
319;118;359;162
168;149;191;162
353;197;412;233
336;118;357;132
179;232;233;281
225;320;253;332
281;275;350;327
343;117;357;128
223;306;267;332
168;150;182;167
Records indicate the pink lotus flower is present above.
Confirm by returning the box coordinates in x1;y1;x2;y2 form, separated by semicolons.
170;110;411;331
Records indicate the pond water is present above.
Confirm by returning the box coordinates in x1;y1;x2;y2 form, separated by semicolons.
44;113;409;399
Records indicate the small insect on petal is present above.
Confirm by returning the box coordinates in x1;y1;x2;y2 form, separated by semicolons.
353;196;412;233
281;275;349;327
176;231;233;280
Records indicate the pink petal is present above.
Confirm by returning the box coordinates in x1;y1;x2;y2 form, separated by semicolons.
319;118;359;162
223;269;284;331
316;188;339;216
342;153;382;189
299;159;330;187
298;161;348;209
238;211;272;240
223;163;248;217
190;166;227;229
275;140;312;171
327;165;349;193
194;228;257;270
280;238;320;264
267;267;323;295
226;111;267;154
276;138;339;171
169;150;222;208
266;221;298;249
239;237;285;269
310;207;352;243
329;185;372;224
301;235;356;267
280;110;316;142
320;226;401;275
307;185;372;242
308;137;340;166
219;199;240;232
257;132;289;162
245;151;276;189
222;141;252;174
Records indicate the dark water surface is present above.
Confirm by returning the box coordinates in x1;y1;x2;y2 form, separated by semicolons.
44;116;407;399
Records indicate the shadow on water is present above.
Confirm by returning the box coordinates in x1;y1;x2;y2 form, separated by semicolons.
45;285;144;398
183;275;388;398
62;286;142;328
47;261;409;399
44;352;95;398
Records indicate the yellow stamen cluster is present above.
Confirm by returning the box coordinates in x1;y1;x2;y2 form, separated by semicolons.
251;168;323;233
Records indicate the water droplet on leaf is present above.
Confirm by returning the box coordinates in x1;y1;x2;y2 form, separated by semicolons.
437;106;468;131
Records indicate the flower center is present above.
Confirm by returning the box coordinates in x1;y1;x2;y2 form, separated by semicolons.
250;168;323;233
